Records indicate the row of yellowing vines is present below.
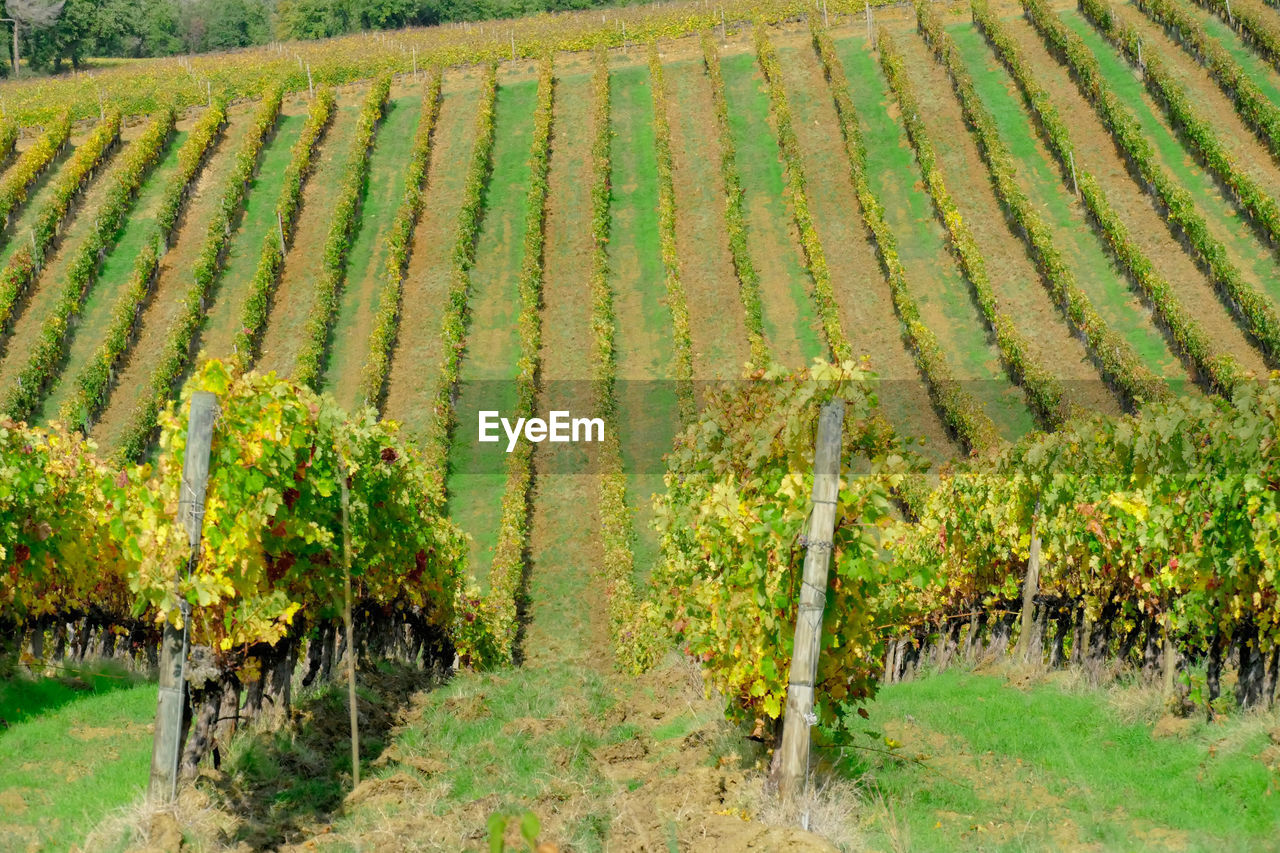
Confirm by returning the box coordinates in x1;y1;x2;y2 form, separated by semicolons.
918;1;1170;409
866;26;1073;432
360;70;444;410
113;88;284;463
0;117;69;246
1134;0;1280;164
230;88;336;373
1022;0;1280;367
1192;0;1280;73
790;25;1001;452
60;102;228;434
973;0;1247;393
294;75;392;388
648;46;697;422
3;112;175;422
700;32;769;366
0;115;120;338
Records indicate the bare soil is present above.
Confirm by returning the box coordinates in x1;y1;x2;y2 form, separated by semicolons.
999;12;1270;377
382;73;482;441
665;57;752;380
91;110;257;451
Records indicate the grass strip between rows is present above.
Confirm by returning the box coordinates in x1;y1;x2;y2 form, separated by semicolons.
59;102;228;433
359;70;444;411
860;25;1073;430
648;45;697;422
3;111;176;421
753;25;850;362
293;75;392;389
422;65;498;493
975;0;1245;393
1081;0;1280;256
112;88;284;463
0;117;69;253
700;32;769;366
1134;0;1280;164
468;60;555;667
0;114;121;342
229;88;336;373
918;1;1170;408
1022;0;1280;369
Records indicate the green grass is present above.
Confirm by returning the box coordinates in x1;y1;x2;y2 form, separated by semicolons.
0;144;72;268
0;666;156;852
719;51;826;365
833;40;1035;442
198;112;306;360
608;63;679;586
446;77;538;583
949;22;1183;380
1061;9;1280;310
324;94;424;410
849;669;1280;851
38;130;189;421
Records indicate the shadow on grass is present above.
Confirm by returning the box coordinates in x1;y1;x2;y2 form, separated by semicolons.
199;662;444;849
0;658;148;728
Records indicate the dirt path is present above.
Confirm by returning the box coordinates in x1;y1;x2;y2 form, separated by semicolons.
0;139;127;394
91;110;256;452
665;57;751;381
196;110;309;361
324;92;426;411
718;49;825;368
382;75;482;441
894;30;1120;414
39;129;190;421
254;99;360;379
997;12;1269;378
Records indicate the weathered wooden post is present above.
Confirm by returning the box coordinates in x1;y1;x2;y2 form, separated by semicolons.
773;400;844;803
148;391;217;802
1014;503;1042;662
339;457;359;787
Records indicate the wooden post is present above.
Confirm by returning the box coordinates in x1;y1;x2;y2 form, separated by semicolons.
277;211;285;253
1226;0;1233;25
866;0;872;41
1068;151;1078;198
511;31;516;61
339;457;359;788
1014;504;1041;662
822;0;829;29
206;80;212;107
307;63;314;99
412;46;417;79
1136;37;1143;71
148;391;217;803
720;6;727;44
772;400;844;802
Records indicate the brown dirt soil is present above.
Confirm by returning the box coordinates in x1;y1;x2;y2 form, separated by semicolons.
998;11;1271;378
896;31;1126;414
91;110;257;451
254;99;361;379
766;33;958;457
382;73;482;442
664;57;752;380
0;138;127;392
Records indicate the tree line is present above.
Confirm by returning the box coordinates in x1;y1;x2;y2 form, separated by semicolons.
0;0;622;74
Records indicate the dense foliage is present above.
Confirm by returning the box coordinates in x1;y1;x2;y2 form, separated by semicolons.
653;362;924;729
